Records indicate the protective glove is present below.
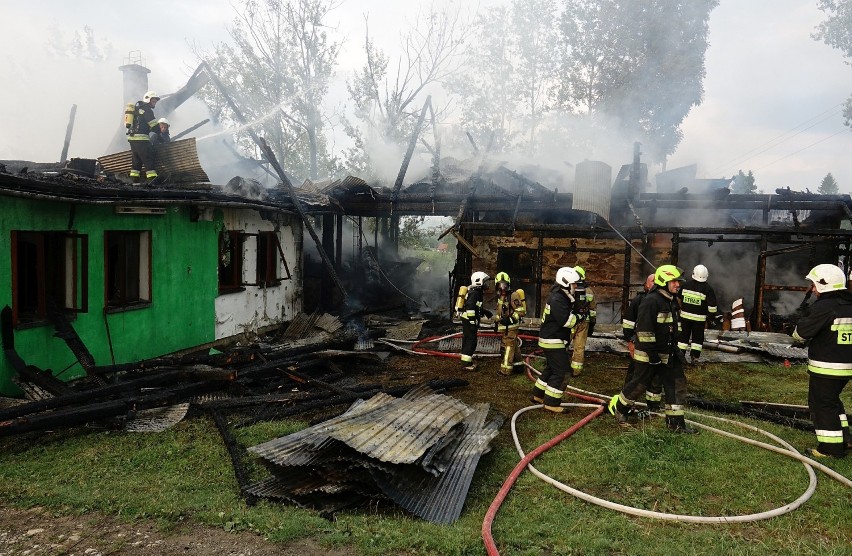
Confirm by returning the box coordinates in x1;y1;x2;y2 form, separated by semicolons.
627;340;635;358
500;316;512;326
482;309;494;319
588;318;596;337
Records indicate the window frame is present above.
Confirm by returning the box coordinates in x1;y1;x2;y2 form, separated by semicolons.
242;231;292;288
104;230;152;313
218;229;245;295
10;230;89;329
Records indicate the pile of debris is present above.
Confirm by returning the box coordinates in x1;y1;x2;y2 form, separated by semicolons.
247;384;503;524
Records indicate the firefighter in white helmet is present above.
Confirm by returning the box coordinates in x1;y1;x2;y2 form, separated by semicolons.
609;264;697;433
455;271;492;371
792;263;852;458
151;118;171;145
127;91;163;184
495;271;527;376
531;267;586;413
677;264;718;364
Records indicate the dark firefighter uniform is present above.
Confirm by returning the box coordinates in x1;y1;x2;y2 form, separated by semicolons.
611;285;692;431
458;284;491;369
496;281;527;375
677;278;718;361
792;289;852;457
532;285;584;412
621;287;663;411
570;281;596;376
128;100;161;182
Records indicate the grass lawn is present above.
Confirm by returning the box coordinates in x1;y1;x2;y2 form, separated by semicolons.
0;353;849;555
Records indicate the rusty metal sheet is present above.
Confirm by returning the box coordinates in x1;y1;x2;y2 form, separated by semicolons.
97;138;209;183
248;385;502;523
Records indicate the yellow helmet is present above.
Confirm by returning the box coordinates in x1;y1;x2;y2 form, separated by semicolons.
654;264;685;287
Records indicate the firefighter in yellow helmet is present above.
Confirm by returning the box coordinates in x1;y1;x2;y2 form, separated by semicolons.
608;264;697;433
570;266;596;376
495;272;527;376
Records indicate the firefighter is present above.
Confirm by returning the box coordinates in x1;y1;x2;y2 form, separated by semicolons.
531;267;586;413
570;266;596;376
621;273;664;415
495;271;527;376
127;91;162;184
608;264;697;433
455;271;492;371
677;264;718;364
151;118;171;145
791;264;852;458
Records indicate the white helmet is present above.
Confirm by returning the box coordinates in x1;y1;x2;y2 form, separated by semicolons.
143;91;160;103
806;264;847;294
470;271;489;287
158;118;170;126
555;267;581;288
692;264;709;282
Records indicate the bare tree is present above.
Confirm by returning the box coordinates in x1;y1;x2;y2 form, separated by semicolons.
346;5;466;175
195;0;342;180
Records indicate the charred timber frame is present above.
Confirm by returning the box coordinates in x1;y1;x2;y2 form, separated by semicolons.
455;222;852;327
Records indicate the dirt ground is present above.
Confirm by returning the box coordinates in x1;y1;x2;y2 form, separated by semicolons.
0;341;590;556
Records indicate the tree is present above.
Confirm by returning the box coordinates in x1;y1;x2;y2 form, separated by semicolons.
511;0;560;151
446;5;518;153
557;0;719;162
814;0;852;127
345;6;466;176
731;169;757;194
195;0;342;180
819;172;839;195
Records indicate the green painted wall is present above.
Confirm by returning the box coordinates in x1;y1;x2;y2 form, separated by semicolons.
1;197;219;395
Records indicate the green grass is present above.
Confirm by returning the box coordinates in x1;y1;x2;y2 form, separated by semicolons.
0;355;850;555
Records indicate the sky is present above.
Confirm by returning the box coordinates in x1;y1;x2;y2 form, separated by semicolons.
1;0;850;193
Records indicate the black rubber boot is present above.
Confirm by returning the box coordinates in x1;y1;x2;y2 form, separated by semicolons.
666;415;698;434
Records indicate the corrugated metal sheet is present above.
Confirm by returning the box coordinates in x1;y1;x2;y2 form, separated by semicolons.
248;385;501;523
437;335;502;354
573;160;612;219
125;403;189;432
97;138;209;183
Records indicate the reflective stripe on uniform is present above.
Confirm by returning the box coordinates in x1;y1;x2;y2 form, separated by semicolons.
807;359;852;377
128;134;152;141
656;313;673;323
633;349;649;362
681;310;707;322
539;338;567;349
623;319;636;330
690;343;703;352
815;429;844;444
636;332;656;342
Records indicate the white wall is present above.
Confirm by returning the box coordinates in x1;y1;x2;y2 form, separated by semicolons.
214;209;303;340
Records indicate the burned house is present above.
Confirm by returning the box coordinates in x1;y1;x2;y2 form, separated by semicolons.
306;143;852;332
0;165;314;396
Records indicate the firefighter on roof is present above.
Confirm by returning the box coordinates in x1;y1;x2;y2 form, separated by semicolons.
126;91;162;184
677;264;718;364
791;264;852;458
495;272;527;376
455;271;492;371
609;264;697;433
570;266;596;377
531;267;586;413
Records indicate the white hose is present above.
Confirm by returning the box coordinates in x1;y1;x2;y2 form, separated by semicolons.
511;403;823;523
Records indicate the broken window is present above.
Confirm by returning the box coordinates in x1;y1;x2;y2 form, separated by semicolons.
218;230;244;294
11;231;88;328
105;230;151;310
256;231;279;287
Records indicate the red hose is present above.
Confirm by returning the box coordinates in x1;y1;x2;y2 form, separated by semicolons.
482;404;606;555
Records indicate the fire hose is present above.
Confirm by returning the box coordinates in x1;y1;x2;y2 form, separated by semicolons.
482;359;850;555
